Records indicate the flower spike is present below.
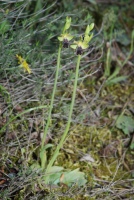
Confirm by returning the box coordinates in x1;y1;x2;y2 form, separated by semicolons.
71;23;94;55
64;16;72;32
58;17;73;48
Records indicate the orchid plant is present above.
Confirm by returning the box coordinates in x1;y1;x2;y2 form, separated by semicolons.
30;17;94;186
44;22;94;184
40;17;73;170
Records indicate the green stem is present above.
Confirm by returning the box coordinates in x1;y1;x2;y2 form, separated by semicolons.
45;55;81;183
41;45;62;150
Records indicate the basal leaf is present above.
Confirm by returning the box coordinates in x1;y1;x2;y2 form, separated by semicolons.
46;167;87;187
116;115;134;135
106;76;127;85
61;168;87;187
46;166;64;184
107;66;120;81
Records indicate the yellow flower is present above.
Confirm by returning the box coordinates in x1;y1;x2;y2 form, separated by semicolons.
70;23;94;55
70;39;89;55
57;17;73;48
58;33;73;48
16;54;31;74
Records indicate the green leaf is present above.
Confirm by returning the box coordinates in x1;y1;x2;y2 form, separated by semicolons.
48;166;64;173
62;168;87;187
0;20;10;34
44;143;54;150
107;66;120;81
40;144;53;169
116;115;134;135
106;76;127;85
46;166;64;184
46;167;87;187
40;147;47;169
130;142;134;150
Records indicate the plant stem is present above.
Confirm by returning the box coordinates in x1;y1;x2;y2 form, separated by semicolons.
45;55;81;183
41;45;62;150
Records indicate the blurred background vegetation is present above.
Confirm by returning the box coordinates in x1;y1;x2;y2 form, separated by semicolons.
0;0;134;199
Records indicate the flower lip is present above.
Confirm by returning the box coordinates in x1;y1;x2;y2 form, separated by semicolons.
58;33;73;48
70;40;89;54
76;46;83;55
63;38;69;48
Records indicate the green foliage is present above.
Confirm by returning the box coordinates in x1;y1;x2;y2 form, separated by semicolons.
48;167;87;187
40;144;54;169
103;9;116;40
105;66;128;85
0;84;10;103
101;7;133;85
30;164;87;187
116;115;134;135
62;168;87;187
0;19;10;35
130;142;134;150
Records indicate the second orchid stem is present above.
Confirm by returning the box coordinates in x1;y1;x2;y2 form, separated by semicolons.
40;45;62;168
